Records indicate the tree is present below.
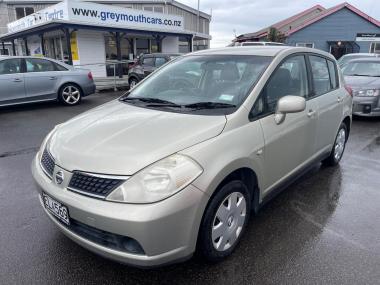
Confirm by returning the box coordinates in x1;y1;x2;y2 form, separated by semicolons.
267;27;286;43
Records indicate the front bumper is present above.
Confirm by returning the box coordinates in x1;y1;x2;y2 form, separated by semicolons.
352;96;380;116
31;155;208;267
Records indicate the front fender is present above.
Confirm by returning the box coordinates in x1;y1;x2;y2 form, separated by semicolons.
180;120;265;202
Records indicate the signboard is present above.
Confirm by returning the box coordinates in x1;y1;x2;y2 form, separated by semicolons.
70;32;79;61
7;2;68;33
356;33;380;42
68;1;184;32
7;0;184;34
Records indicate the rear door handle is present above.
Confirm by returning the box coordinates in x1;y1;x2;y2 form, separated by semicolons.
13;78;22;82
49;76;57;80
337;96;343;103
307;110;316;118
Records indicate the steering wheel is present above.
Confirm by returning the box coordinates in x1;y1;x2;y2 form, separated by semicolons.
172;79;194;89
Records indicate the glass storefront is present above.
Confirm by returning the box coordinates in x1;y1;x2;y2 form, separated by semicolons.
105;35;131;77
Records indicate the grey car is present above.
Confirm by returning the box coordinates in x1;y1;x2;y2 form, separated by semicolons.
337;52;379;68
343;58;380;116
128;53;181;88
32;46;352;267
0;56;96;107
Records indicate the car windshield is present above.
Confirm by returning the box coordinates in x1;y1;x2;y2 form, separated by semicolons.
121;55;272;115
342;61;380;77
338;55;372;67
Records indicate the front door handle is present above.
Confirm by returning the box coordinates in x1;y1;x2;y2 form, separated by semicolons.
13;78;22;82
307;110;316;118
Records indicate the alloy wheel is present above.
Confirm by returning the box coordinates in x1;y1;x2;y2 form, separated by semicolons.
130;80;137;89
62;85;80;105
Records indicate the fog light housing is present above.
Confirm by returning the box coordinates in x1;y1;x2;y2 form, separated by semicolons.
122;237;145;255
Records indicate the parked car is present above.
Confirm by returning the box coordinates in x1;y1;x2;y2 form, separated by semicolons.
337;52;379;68
32;46;352;267
342;58;380;116
128;53;181;88
229;41;285;47
0;56;95;107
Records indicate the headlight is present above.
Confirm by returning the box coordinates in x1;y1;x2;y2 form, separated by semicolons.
354;89;380;97
106;154;203;203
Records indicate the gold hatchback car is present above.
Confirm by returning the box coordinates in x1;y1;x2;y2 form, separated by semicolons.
32;46;352;267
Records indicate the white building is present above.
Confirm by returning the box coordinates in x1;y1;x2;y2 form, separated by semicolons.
0;0;211;78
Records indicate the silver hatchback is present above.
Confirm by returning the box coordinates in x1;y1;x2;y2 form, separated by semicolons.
32;46;352;267
342;58;380;116
0;56;96;107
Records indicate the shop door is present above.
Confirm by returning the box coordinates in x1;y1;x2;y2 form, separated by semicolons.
330;47;346;59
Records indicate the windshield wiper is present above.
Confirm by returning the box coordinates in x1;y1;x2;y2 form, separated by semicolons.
183;102;236;110
349;74;374;77
120;97;182;107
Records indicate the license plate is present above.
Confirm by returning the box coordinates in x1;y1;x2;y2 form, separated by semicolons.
42;193;70;225
363;105;371;114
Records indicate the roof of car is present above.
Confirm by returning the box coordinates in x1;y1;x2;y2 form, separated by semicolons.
145;53;182;57
342;53;378;57
345;57;380;63
187;46;305;57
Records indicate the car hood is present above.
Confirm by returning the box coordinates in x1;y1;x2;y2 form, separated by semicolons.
49;100;227;175
344;75;380;89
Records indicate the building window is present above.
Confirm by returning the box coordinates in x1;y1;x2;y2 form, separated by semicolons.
143;6;153;12
370;42;380;53
154;7;164;13
0;47;10;56
296;43;314;48
136;38;150;55
143;6;164;13
15;7;34;19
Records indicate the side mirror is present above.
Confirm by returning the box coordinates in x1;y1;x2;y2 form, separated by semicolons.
274;95;306;124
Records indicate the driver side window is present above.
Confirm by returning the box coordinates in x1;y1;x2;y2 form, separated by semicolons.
250;55;309;119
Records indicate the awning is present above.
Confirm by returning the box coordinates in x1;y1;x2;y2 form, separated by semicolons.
0;20;200;42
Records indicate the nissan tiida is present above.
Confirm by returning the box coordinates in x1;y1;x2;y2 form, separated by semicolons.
32;46;352;267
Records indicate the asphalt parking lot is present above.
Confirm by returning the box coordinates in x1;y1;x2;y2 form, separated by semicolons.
1;92;379;284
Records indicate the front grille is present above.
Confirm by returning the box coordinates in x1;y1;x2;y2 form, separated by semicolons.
40;149;55;178
68;171;125;198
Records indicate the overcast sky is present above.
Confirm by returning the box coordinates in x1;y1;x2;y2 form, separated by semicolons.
179;0;380;47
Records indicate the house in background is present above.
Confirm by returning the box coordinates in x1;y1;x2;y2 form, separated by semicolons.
234;2;380;59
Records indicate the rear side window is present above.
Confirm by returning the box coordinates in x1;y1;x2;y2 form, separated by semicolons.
309;56;331;96
142;57;154;66
0;58;22;75
26;58;56;72
55;63;68;71
327;60;338;89
155;57;166;67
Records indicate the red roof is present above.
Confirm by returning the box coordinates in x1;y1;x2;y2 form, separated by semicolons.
237;4;325;40
286;2;380;36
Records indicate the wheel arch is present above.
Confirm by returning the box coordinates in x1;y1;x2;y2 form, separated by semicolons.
220;167;259;214
342;116;351;140
128;74;139;82
204;166;261;214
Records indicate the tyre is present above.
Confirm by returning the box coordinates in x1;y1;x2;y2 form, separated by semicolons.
58;83;82;106
129;77;138;89
322;122;348;166
198;180;251;262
